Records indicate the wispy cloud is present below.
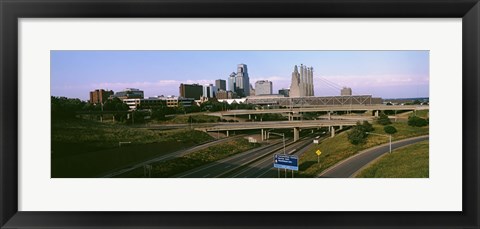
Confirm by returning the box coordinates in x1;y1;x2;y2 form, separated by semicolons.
250;75;291;92
317;74;429;88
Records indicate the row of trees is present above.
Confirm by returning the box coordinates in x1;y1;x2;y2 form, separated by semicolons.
51;97;86;119
52;96;260;123
52;96;130;120
377;113;398;134
347;111;429;145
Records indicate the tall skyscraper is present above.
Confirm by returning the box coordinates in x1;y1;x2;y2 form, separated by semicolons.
290;65;301;97
226;64;250;97
289;64;314;97
203;84;216;98
255;80;273;95
228;72;236;92
215;79;226;91
235;64;250;96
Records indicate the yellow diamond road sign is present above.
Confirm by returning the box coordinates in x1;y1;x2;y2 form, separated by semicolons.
316;150;322;156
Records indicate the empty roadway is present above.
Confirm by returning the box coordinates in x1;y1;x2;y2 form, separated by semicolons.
175;139;290;178
318;135;429;178
227;137;314;178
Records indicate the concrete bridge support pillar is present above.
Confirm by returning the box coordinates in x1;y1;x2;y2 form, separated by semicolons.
261;129;264;141
328;112;331;120
249;114;251;120
293;127;300;142
339;125;343;130
331;126;336;138
226;130;229;137
374;110;379;117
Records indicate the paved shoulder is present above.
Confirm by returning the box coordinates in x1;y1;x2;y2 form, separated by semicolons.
318;135;429;178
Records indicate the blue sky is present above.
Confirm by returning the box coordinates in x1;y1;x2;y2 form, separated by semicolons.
51;50;429;100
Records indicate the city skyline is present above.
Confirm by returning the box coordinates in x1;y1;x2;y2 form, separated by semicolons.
51;50;429;100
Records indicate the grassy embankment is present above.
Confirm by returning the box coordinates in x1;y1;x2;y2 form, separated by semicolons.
396;109;429;119
355;140;429;178
298;122;429;177
117;138;260;178
52;118;213;178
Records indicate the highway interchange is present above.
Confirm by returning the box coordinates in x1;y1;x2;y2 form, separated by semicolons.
103;104;429;178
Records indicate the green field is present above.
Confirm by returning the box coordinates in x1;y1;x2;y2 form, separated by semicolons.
298;122;429;177
117;138;260;178
355;140;429;178
396;110;429;119
52;118;214;177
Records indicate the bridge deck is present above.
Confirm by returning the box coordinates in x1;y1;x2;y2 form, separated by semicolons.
197;120;359;132
209;105;428;116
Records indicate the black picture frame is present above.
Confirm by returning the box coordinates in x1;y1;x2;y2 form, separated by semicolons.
1;0;479;228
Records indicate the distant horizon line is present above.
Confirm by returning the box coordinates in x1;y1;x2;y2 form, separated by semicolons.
51;94;429;102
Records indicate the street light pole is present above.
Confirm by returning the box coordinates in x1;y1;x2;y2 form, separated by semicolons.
366;132;392;153
389;134;391;153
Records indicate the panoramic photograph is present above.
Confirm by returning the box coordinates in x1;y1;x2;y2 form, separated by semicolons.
51;50;429;178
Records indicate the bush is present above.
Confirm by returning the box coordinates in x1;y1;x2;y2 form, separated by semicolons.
408;116;428;127
347;121;373;145
348;127;367;145
384;125;397;134
362;121;375;132
377;113;392;125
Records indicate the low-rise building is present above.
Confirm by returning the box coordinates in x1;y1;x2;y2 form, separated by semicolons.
216;90;236;100
111;88;144;100
157;96;195;108
278;88;290;97
89;89;114;104
122;98;167;110
341;87;352;96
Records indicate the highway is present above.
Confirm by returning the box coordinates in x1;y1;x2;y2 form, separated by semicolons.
196;120;359;132
210;105;429;116
226;138;314;178
318;135;429;178
175;138;292;178
100;135;245;178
